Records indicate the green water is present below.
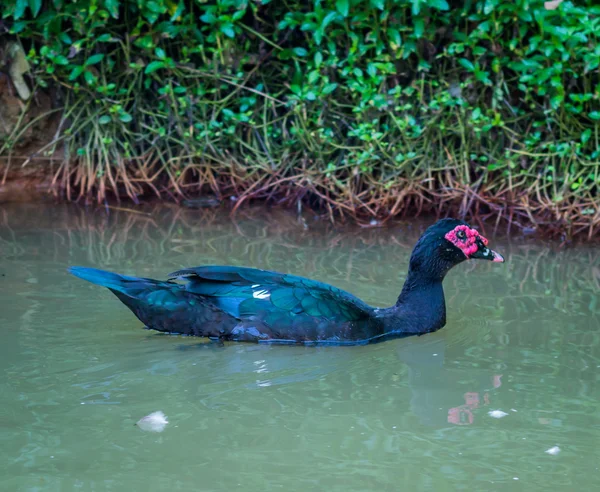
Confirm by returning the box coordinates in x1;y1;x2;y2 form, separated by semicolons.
1;204;599;491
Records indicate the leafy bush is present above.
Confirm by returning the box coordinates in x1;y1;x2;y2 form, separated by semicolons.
1;0;599;235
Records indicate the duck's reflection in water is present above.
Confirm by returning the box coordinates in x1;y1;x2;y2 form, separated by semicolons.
396;336;503;426
175;333;503;429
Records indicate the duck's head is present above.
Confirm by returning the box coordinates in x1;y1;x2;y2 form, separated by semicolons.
408;218;505;281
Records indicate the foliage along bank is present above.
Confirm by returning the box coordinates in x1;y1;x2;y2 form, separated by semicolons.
1;0;599;238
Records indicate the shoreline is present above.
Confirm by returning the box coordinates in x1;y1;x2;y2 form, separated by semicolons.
1;160;598;245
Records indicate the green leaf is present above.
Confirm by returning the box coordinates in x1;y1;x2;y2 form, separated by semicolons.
10;21;28;33
85;54;104;66
145;61;165;74
293;47;308;57
429;0;449;10
322;83;338;94
314;51;323;67
278;48;293;61
413;18;424;38
170;0;185;21
221;108;235;118
155;47;166;59
134;35;154;49
550;94;563;109
370;0;384;9
220;23;235;38
388;28;401;47
105;0;119;19
14;0;27;20
54;55;69;66
99;115;112;125
589;111;600;121
336;0;349;17
232;9;246;21
459;58;475;71
483;0;496;14
516;9;532;22
307;70;320;84
411;0;421;16
119;113;133;123
321;11;337;31
84;70;96;85
581;129;592;144
146;1;165;13
28;0;42;17
68;66;85;81
200;12;216;24
58;32;72;45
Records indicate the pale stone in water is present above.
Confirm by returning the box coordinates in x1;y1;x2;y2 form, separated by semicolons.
136;411;169;432
488;410;509;418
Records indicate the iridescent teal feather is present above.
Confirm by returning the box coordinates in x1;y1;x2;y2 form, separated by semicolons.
169;266;372;326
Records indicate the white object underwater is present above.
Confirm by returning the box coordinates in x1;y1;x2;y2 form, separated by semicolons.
488;410;509;419
545;446;561;455
136;411;169;432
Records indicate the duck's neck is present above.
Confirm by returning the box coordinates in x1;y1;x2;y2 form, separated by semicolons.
380;268;447;335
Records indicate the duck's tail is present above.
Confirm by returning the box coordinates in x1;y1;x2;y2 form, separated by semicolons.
68;266;156;296
68;266;221;337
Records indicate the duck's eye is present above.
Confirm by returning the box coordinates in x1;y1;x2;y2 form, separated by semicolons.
456;230;466;240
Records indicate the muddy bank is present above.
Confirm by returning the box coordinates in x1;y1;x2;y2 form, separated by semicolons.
1;156;599;243
0;39;60;203
0;159;57;203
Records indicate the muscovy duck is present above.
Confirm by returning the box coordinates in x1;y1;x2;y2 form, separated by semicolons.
69;218;504;345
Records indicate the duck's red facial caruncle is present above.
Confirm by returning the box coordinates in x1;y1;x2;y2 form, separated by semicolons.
444;225;504;262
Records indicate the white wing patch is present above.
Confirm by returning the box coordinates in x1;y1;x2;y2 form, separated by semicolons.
252;287;270;299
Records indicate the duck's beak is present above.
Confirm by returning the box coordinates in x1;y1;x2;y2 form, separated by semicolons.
470;239;505;263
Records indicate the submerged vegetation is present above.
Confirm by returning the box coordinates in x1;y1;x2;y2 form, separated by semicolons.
1;0;599;237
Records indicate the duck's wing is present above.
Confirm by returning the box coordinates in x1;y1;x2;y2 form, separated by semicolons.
167;266;373;328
